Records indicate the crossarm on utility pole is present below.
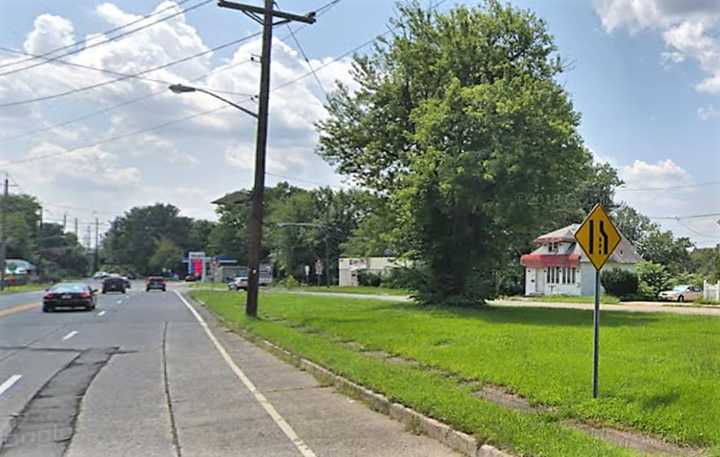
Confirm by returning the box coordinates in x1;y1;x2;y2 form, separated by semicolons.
217;1;316;24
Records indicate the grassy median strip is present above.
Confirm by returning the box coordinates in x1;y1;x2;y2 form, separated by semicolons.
295;286;411;296
0;283;51;295
194;291;709;456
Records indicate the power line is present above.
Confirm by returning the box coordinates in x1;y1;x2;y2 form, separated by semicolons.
0;0;343;143
672;219;720;239
649;212;720;220
0;0;440;171
0;59;255;144
0;31;262;109
0;0;213;78
618;181;720;192
0;0;196;72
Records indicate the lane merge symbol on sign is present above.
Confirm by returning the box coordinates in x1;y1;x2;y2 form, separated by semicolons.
573;202;622;399
574;204;621;271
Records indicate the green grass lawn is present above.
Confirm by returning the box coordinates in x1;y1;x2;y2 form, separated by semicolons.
295;286;411;296
192;290;720;456
0;283;52;295
508;294;621;305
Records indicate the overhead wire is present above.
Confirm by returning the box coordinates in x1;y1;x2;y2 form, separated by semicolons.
0;31;263;109
0;0;214;78
0;0;196;71
0;0;344;144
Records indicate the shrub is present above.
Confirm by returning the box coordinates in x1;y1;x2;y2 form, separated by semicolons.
381;267;418;289
358;271;382;287
276;276;300;289
636;261;671;299
601;269;638;298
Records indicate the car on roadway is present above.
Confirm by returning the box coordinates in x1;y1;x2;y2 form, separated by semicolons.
184;274;198;282
92;271;109;280
146;276;167;292
228;276;248;291
43;283;97;312
102;277;126;294
658;285;702;302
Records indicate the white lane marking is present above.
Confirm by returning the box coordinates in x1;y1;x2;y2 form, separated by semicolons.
62;331;78;341
0;375;22;397
174;291;317;457
98;311;106;317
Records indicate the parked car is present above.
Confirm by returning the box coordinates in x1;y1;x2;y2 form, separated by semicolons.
43;283;97;312
228;276;248;291
146;276;167;292
92;271;109;280
102;277;126;294
659;285;702;302
184;275;198;282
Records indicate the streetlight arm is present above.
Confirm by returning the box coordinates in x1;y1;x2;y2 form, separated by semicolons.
195;88;258;118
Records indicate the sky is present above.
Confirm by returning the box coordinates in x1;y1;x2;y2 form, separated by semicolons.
0;0;718;247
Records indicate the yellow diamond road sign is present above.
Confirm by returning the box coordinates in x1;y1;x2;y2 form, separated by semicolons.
574;203;621;271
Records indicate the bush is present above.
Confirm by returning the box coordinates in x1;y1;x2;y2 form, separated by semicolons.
601;269;638;298
358;271;382;287
637;261;671;299
381;267;417;289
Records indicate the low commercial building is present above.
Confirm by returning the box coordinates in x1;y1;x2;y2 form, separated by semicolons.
338;257;409;287
520;224;641;296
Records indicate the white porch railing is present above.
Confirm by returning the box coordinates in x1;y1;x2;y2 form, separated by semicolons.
703;280;720;302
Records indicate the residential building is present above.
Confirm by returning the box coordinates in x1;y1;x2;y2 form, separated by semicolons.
520;224;641;296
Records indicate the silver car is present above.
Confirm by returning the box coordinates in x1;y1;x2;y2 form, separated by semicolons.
658;285;702;302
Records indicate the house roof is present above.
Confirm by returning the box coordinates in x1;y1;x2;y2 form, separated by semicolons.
534;224;579;244
526;224;643;265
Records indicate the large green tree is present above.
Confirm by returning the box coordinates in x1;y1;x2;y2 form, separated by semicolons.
104;204;193;275
318;1;597;304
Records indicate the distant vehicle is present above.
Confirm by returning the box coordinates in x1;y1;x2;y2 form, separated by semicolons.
102;277;126;294
184;275;197;282
92;271;109;280
43;283;97;312
146;276;167;292
228;276;248;291
659;285;702;302
126;273;137;280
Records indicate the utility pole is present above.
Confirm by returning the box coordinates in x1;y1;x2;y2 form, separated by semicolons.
62;213;67;231
0;174;8;291
74;218;78;237
93;217;99;274
218;0;316;317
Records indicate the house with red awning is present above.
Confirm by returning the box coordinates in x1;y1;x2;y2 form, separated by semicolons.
520;224;641;296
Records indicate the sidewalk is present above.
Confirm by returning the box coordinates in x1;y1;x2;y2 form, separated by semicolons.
189;295;459;457
281;289;720;317
491;299;720;316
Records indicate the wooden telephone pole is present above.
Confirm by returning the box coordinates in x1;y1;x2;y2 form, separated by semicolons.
218;0;316;317
0;175;8;291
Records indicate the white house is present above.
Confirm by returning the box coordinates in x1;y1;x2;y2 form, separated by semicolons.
338;257;410;287
520;224;642;296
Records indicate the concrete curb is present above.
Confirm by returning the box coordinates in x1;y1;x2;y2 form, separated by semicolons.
191;296;513;457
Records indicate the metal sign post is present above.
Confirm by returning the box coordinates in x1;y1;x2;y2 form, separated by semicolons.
574;203;621;399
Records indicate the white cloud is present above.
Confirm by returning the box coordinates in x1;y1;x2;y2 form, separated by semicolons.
595;0;720;94
615;159;720;245
23;14;75;55
0;1;355;223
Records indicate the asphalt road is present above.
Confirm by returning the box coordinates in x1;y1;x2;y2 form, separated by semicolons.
0;281;457;457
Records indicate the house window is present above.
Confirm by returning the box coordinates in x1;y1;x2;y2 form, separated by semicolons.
571;267;576;283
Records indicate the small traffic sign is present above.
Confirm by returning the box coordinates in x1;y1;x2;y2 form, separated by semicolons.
574;203;621;271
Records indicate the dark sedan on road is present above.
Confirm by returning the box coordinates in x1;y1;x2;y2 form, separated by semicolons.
102;277;126;294
146;276;167;292
43;283;98;312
